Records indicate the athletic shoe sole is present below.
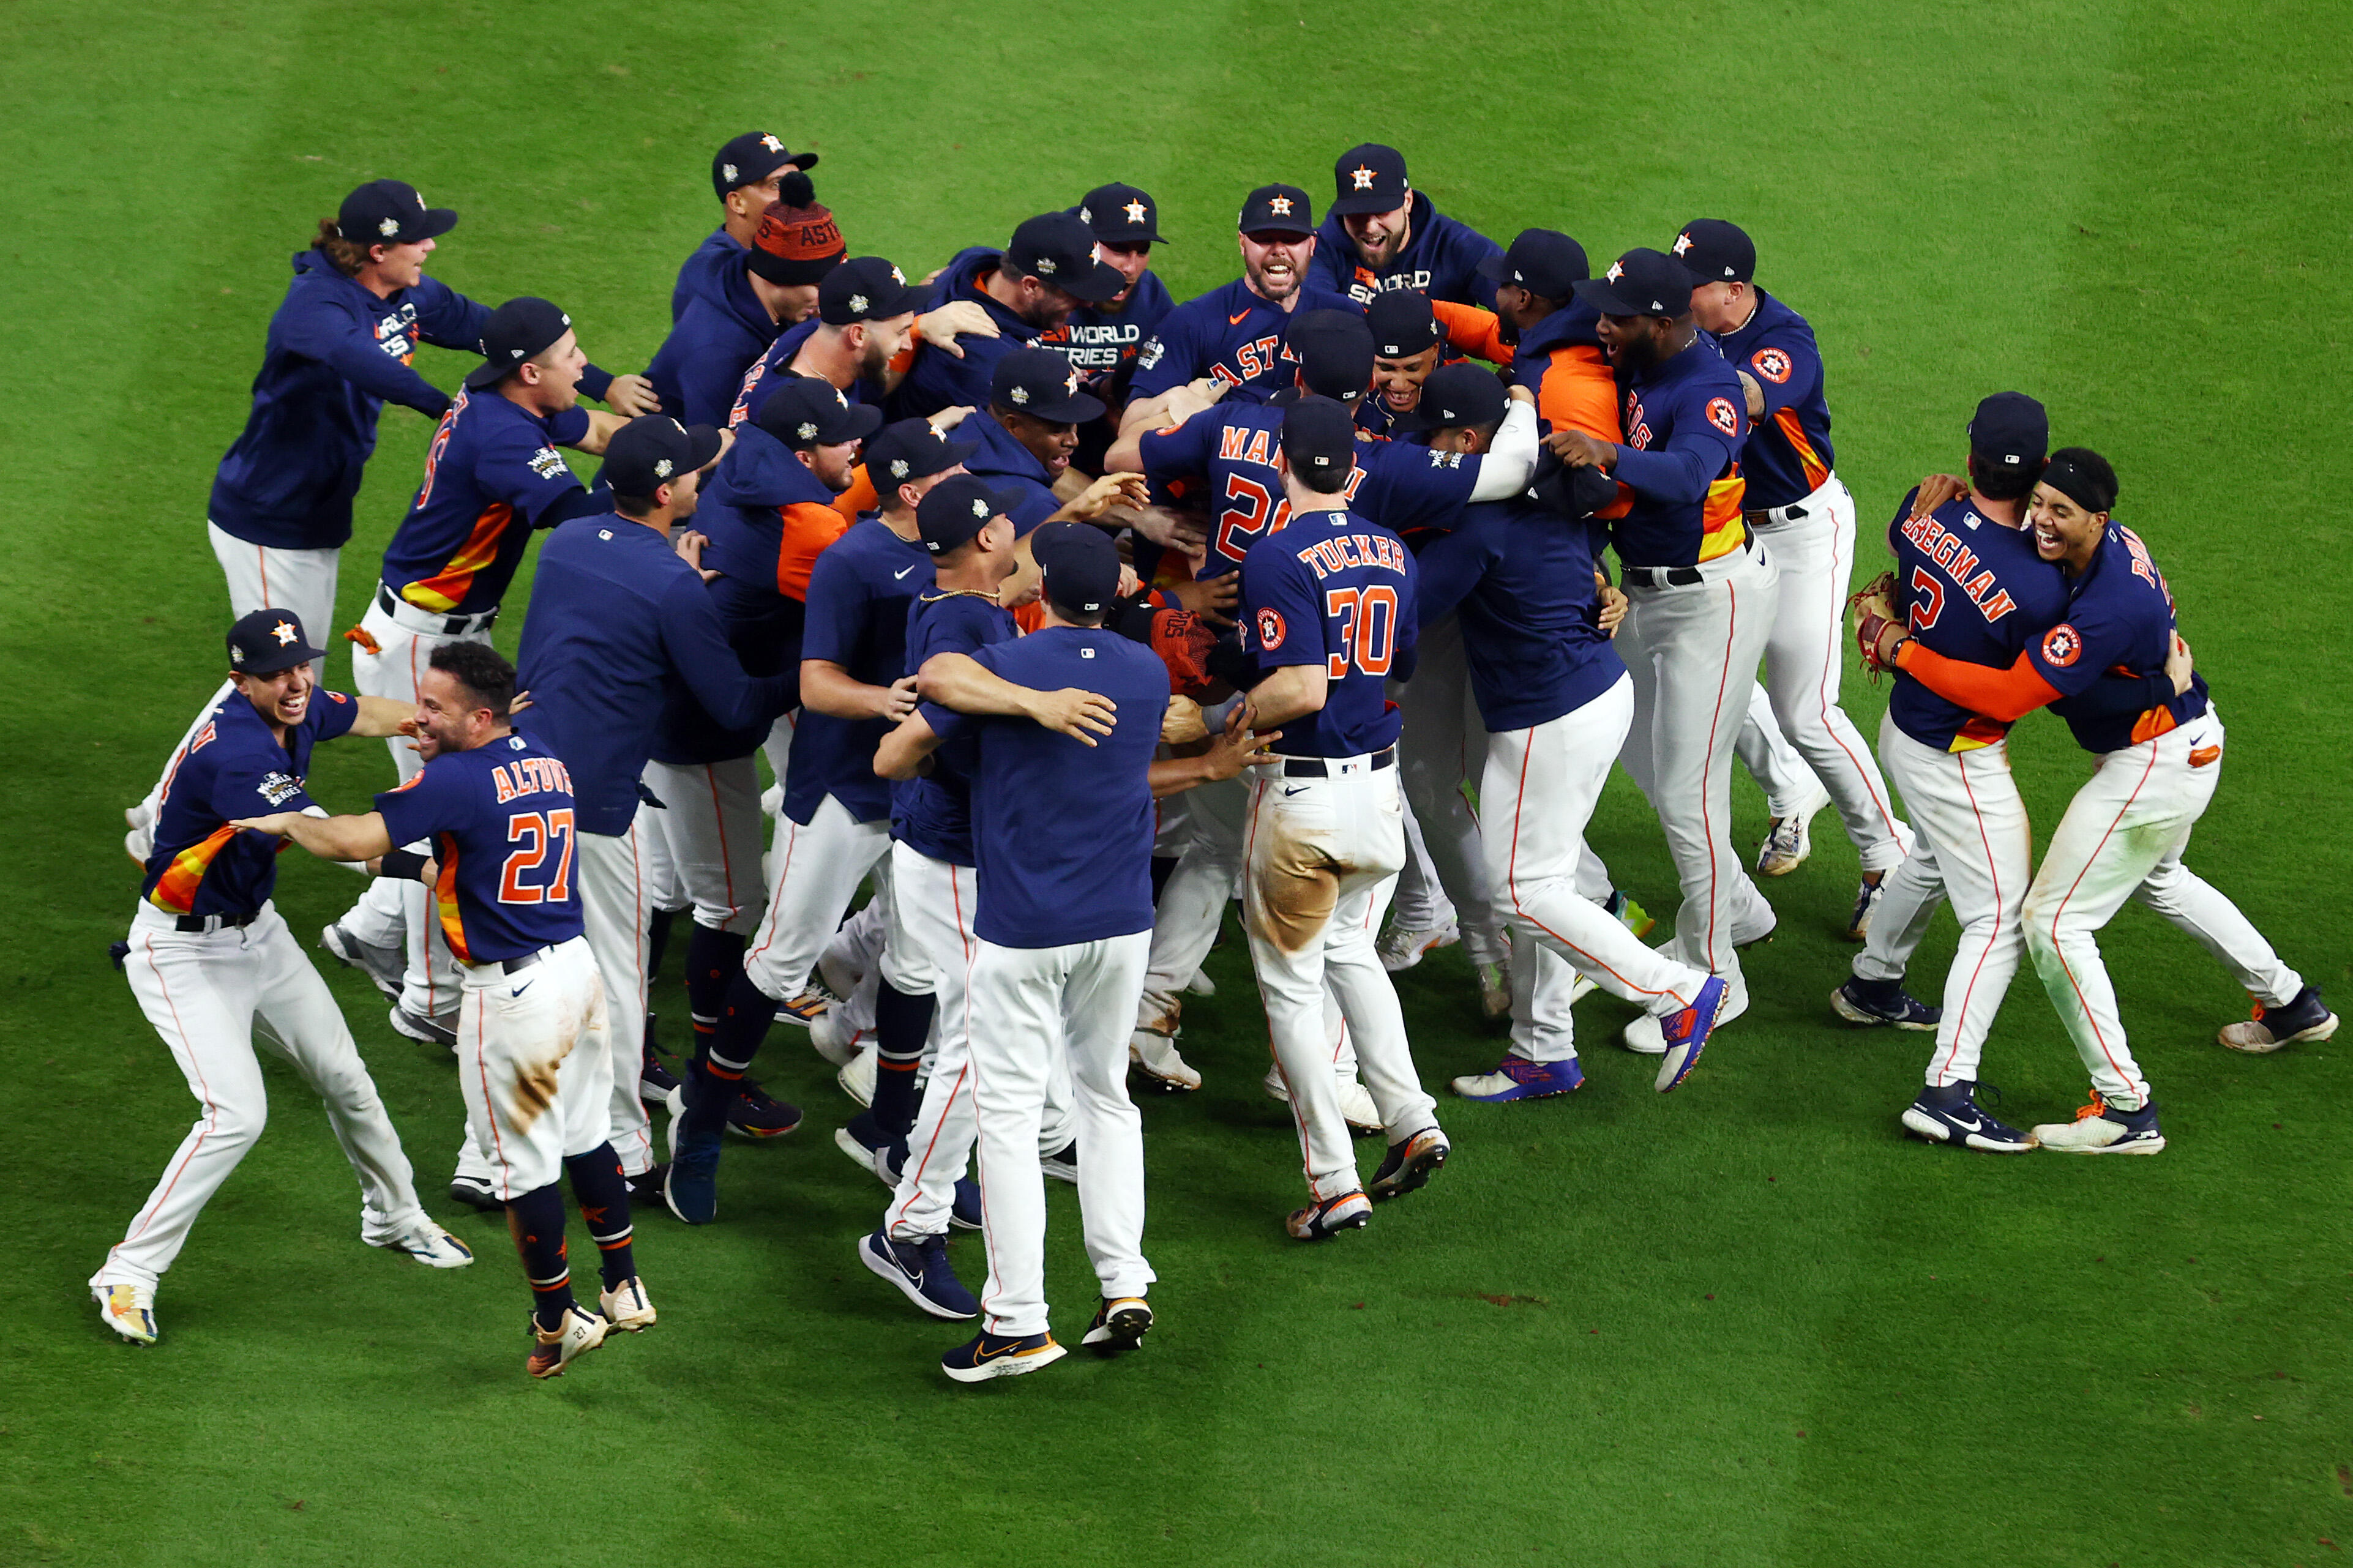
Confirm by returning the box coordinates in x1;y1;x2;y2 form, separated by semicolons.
942;1341;1066;1383
2218;1013;2340;1053
834;1126;888;1178
1899;1105;2035;1153
1081;1301;1153;1356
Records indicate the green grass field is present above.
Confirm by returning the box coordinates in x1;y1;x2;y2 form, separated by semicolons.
5;2;2350;1563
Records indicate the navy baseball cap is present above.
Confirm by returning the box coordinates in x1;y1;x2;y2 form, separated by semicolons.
1967;392;2049;468
1270;309;1373;408
757;376;883;449
992;346;1106;424
819;256;924;326
1280;394;1359;479
1074;183;1165;245
1573;248;1697;319
337;179;456;248
463;297;572;390
1672;220;1755;283
1330;143;1410;217
226;608;326;675
916;474;1020;556
604;416;724;496
1238;184;1314;236
1477;228;1590;301
866;417;979;493
1032;521;1121;616
711;132;818;201
1366;291;1441;359
1392;362;1506;434
1006;212;1124;303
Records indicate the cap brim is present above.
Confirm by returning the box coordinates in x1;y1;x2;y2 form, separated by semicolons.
1328;192;1404;217
1475;253;1518;283
833;405;886;443
1060;259;1129;305
787;151;818;170
414;207;459;242
460;359;514;390
684;424;726;471
1031;389;1109;424
1571;276;1655;316
242;641;329;674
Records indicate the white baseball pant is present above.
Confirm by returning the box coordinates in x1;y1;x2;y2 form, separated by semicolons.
1393;614;1505;965
1485;674;1717;1062
1383;791;1457;933
455;937;613;1201
1134;768;1246;1037
1854;715;2033;1088
1617;540;1781;998
1241;759;1438;1201
206;520;339;684
2021;710;2294;1110
341;591;496;1022
1735;682;1816;819
744;793;892;1004
1749;477;1912;872
643;758;766;937
969;928;1156;1338
575;823;656;1175
94;903;430;1291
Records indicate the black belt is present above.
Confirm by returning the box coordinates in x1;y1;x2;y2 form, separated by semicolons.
499;949;545;976
1743;502;1808;527
1622;530;1754;590
1278;748;1394;778
176;911;256;933
378;582;496;636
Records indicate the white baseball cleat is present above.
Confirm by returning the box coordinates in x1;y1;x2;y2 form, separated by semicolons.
370;1217;476;1268
2217;986;2338;1053
1756;783;1830;876
94;1282;158;1345
1130;1028;1202;1091
1260;1063;1382;1134
836;1040;877;1107
807;1001;864;1067
527;1305;608;1379
2032;1093;2166;1155
597;1276;657;1332
1378;920;1461;973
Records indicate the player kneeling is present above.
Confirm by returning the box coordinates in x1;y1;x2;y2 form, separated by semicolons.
239;643;654;1377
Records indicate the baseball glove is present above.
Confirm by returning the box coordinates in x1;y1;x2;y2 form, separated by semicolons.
1849;570;1904;678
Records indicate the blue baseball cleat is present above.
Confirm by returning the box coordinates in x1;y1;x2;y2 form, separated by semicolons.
1831;976;1942;1031
859;1230;978;1321
1654;976;1727;1094
1902;1080;2035;1152
664;1124;722;1225
941;1330;1064;1384
1450;1055;1584;1102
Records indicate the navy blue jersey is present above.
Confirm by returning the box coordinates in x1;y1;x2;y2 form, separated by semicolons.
376;390;592;616
1240;506;1418;756
1885;492;2072;753
1307;193;1504;310
957;413;1063;534
1413;500;1623;732
516;515;791;835
891;592;1019;866
1128;277;1360;406
644;250;784;428
375;732;583;964
921;629;1166;948
1716;288;1834;510
672;226;740;324
1606;337;1749;569
727;323;886;430
1038;271;1175;399
141;686;359;918
782;518;933;825
889;247;1044;422
2037;523;2210;754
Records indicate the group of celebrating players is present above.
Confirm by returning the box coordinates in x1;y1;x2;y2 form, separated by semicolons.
90;133;2337;1383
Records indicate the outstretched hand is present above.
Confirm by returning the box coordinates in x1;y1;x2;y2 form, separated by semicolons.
1200;703;1279;780
1025;686;1118;745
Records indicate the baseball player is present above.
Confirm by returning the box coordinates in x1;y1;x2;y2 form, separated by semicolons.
1356;288;1514;440
1046;184;1176;403
875;524;1265;1379
674;132;820;323
321;298;625;1065
1413;456;1730;1100
889;212;1126;422
1309;144;1503;310
1869;450;2332;1151
1674;221;1912;934
514;417;795;1202
1831;394;2070;1151
640;375;881;1145
236;642;654;1378
1551;248;1781;1053
960;349;1151;534
856;477;1118;1320
92;610;471;1348
646;186;845;428
1120;184;1358;422
1231;396;1446;1241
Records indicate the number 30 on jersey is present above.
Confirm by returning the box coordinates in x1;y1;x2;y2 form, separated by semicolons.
1323;586;1397;678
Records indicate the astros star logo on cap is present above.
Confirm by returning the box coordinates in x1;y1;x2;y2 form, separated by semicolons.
1124;199;1147;223
1350;166;1375;190
271;620;297;646
1672;232;1694;256
1268;195;1294;215
1606;259;1625;282
928;425;947;442
759;133;784;152
1065;369;1082;397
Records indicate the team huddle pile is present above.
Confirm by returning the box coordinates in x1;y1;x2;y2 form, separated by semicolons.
92;137;2338;1384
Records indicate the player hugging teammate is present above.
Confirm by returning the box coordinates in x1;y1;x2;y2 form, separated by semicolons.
97;143;2329;1381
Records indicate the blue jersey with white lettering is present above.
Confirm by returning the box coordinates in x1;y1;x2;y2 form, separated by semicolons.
1239;506;1418;757
920;628;1167;949
1138;406;1476;577
1039;270;1174;400
1413;499;1622;732
891;592;1019;867
1129;277;1361;405
783;518;933;825
141;685;359;919
1307;192;1504;310
375;732;583;965
1715;289;1835;510
2035;522;2210;754
1885;491;2071;753
376;390;593;616
1607;336;1749;569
